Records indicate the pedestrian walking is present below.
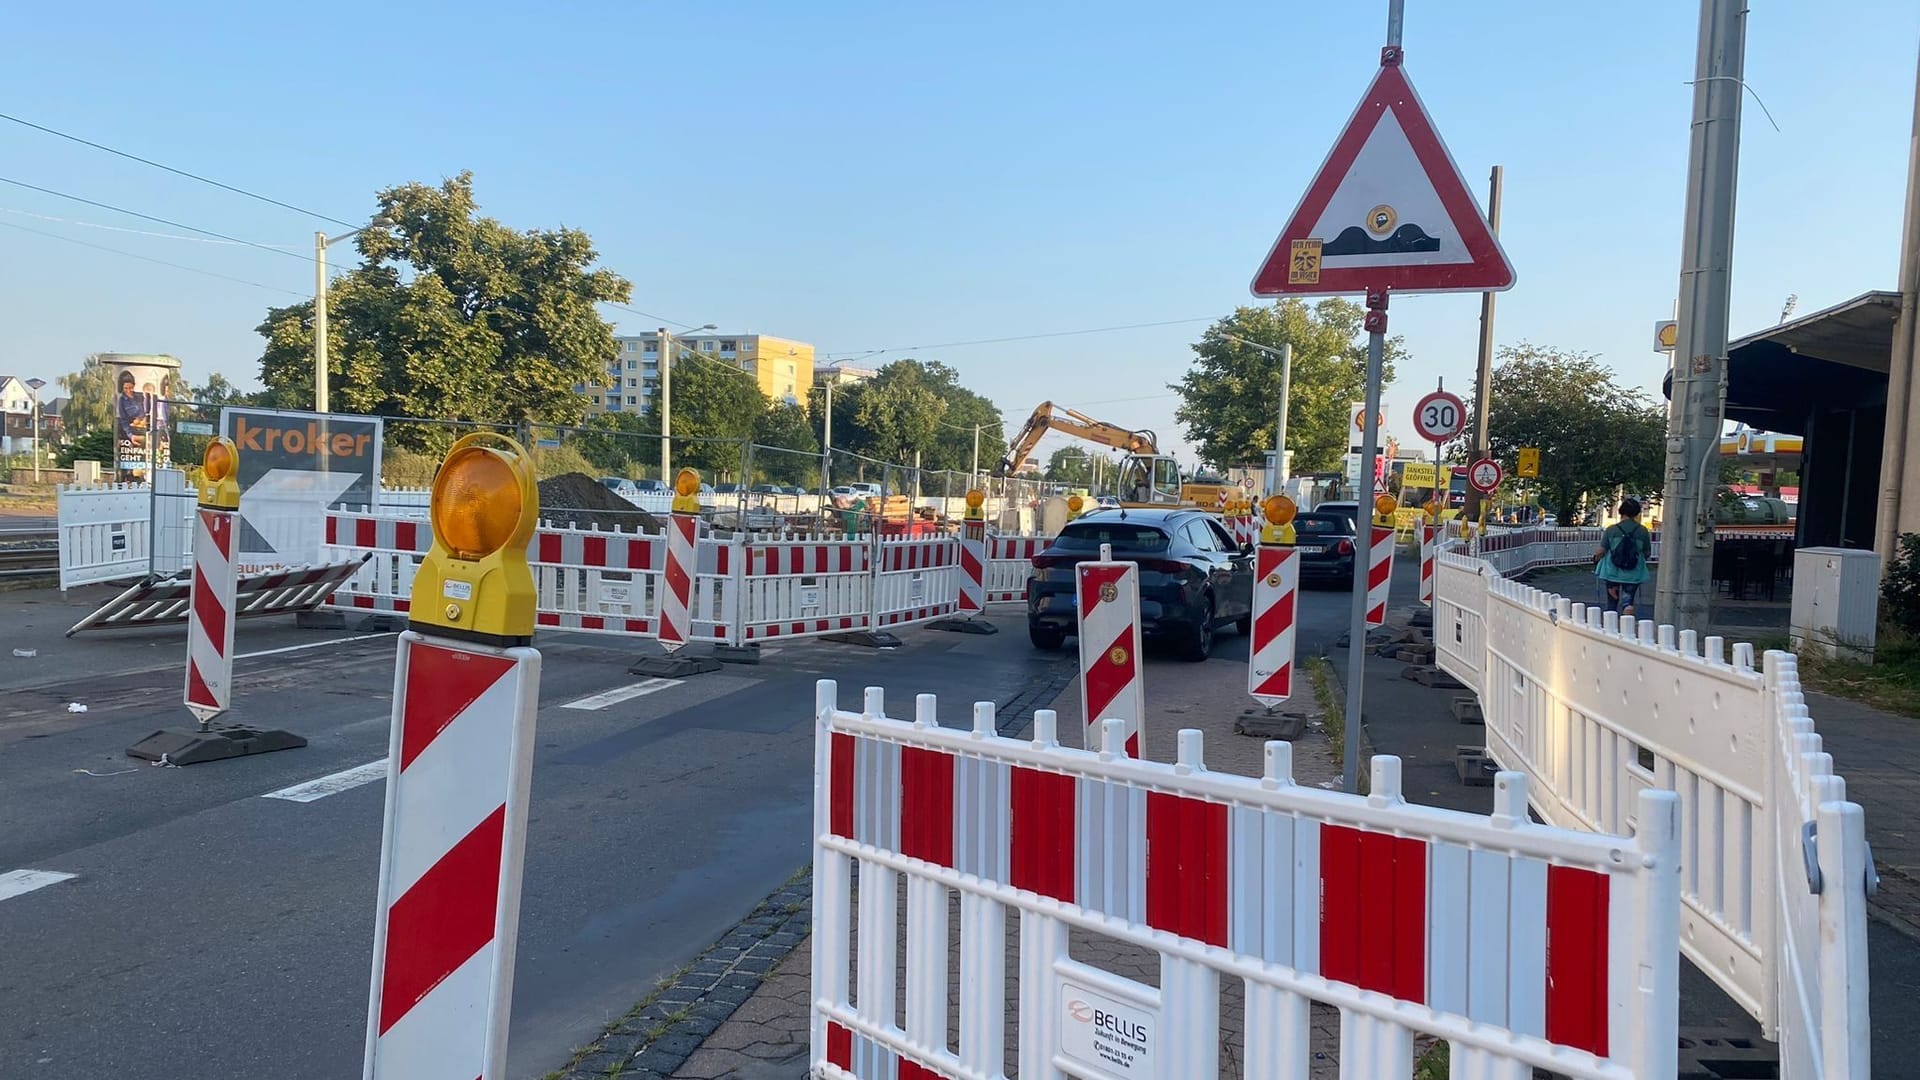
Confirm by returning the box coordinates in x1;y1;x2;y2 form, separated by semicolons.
1593;496;1652;616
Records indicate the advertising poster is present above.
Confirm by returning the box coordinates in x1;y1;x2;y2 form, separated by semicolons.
107;354;182;481
219;408;385;567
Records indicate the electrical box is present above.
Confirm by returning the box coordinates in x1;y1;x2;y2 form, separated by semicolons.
1791;547;1880;662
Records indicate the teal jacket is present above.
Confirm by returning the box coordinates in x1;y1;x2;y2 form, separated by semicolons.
1595;521;1652;584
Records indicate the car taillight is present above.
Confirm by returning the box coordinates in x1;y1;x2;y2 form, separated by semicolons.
1032;555;1063;569
1139;559;1188;574
1335;539;1355;556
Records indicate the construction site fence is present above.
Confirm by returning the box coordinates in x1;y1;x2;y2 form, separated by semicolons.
810;681;1683;1080
1432;531;1870;1078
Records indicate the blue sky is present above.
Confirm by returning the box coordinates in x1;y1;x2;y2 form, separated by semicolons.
1;1;1915;465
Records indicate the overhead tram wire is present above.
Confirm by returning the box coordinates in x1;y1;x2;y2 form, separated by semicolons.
816;316;1216;361
0;175;313;264
0;111;356;228
0;218;306;297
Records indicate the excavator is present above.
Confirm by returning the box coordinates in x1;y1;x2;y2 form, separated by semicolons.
994;402;1233;508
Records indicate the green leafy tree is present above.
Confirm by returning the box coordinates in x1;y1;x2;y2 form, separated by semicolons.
1045;446;1095;486
1171;299;1403;473
56;356;118;437
752;400;819;485
1461;343;1666;523
56;428;114;468
193;373;252;406
634;356;765;477
571;411;649;476
254;172;631;445
851;376;946;465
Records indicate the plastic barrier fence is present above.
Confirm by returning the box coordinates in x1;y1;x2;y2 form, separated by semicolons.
811;682;1681;1080
1433;533;1872;1077
57;475;195;589
872;535;961;630
738;537;873;642
66;559;369;635
985;534;1046;603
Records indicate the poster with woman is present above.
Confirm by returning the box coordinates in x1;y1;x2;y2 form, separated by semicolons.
105;353;181;480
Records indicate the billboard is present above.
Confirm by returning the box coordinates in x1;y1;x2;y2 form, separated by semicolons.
106;354;182;481
219;408;384;567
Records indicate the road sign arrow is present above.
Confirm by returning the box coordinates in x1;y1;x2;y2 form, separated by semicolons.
238;468;362;555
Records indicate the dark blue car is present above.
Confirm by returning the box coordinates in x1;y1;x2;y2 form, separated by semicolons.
1026;507;1254;661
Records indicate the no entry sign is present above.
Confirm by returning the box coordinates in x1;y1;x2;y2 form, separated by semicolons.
1468;458;1504;494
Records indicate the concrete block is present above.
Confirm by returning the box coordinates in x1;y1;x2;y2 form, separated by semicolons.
1450;696;1484;724
1455;746;1496;786
1233;710;1308;741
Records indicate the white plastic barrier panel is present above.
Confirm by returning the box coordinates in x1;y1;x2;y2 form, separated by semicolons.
811;682;1683;1080
985;534;1046;604
531;525;666;637
57;478;194;589
325;512;433;614
738;537;873;642
872;535;961;630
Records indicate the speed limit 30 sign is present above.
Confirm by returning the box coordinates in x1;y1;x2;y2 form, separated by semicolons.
1413;390;1467;443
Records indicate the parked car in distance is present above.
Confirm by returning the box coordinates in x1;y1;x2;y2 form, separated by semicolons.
714;482;740;495
1026;507;1252;661
633;478;667;493
1312;500;1362;534
599;477;644;503
1287;512;1359;588
751;484;781;494
1093;495;1121;509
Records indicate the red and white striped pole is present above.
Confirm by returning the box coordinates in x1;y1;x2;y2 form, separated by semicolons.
184;437;240;726
1365;497;1397;627
365;434;542;1080
1248;497;1300;707
958;490;987;617
1418;518;1437;605
659;469;702;653
1076;542;1144;756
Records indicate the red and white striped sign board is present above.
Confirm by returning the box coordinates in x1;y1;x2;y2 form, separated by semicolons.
659;511;699;653
1248;546;1299;707
1419;522;1437;604
184;506;238;723
365;633;541;1080
957;520;986;615
1076;550;1144;757
1366;524;1395;626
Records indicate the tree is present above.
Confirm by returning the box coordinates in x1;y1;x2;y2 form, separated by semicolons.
253;172;631;445
806;360;1004;481
633;356;765;477
193;373;252;406
752;400;819;485
571;411;649;476
851;376;946;465
1170;299;1404;473
56;428;113;468
1462;343;1666;523
1045;446;1095;486
56;356;117;436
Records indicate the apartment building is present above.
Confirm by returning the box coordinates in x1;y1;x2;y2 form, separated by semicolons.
586;332;816;415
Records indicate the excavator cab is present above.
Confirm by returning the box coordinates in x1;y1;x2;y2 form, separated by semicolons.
1118;455;1183;506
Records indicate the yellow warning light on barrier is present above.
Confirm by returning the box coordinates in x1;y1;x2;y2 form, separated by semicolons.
413;432;539;645
964;488;985;521
1260;495;1297;544
1067;494;1085;516
1373;494;1399;523
198;436;241;510
672;468;703;514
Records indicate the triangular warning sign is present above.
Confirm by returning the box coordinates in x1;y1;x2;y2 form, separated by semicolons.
1251;56;1514;297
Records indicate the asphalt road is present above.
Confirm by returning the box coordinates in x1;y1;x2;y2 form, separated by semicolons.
0;589;1098;1080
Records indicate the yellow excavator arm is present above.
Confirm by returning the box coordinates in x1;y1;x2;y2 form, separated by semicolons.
995;401;1159;476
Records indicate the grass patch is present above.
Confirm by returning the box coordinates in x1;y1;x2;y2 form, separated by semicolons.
1413;1041;1450;1079
1757;626;1920;719
1304;655;1368;794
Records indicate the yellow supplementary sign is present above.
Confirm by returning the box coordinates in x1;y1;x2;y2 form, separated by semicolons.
1400;462;1444;489
1289;239;1322;285
1517;447;1540;478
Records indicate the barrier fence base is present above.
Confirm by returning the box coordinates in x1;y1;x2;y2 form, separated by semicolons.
710;643;763;665
1454;745;1497;786
924;615;999;635
629;651;724;678
126;724;308;766
1450;697;1484;724
822;629;902;649
1407;607;1433;629
295;610;348;630
1232;708;1307;741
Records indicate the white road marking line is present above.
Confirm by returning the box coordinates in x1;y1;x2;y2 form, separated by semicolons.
561;678;683;711
0;869;77;902
262;758;389;803
238;632;396;660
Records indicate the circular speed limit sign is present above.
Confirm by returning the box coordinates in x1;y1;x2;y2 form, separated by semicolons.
1412;390;1467;443
1468;457;1504;493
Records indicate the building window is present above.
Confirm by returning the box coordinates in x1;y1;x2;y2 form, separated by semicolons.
702;340;716;352
623;341;635;353
629;395;641;406
720;340;737;352
626;360;636;370
591;395;601;406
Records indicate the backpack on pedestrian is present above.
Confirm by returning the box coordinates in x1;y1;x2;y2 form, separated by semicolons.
1608;521;1644;572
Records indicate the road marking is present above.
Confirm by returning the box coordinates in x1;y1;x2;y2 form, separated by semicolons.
561;678;683;711
0;869;76;902
262;758;389;803
238;632;397;660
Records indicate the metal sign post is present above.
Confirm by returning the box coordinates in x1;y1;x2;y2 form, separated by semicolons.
1247;0;1515;791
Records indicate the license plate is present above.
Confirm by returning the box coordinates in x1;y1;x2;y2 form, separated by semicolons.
1296;545;1324;554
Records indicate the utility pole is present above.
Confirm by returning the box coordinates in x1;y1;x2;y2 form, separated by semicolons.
1876;43;1920;564
1275;342;1292;490
971;423;981;491
314;232;330;414
658;327;673;482
821;380;833;494
1656;0;1747;631
1462;165;1503;523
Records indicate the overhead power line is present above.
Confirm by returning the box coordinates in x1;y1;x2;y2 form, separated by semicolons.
0;110;357;227
818;316;1215;360
0;205;300;247
0;175;313;263
0;218;305;296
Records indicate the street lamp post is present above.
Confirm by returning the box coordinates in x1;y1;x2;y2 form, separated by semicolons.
657;322;718;482
24;377;45;482
1220;334;1293;488
313;216;391;414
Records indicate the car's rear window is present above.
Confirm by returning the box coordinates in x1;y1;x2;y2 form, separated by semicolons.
1293;514;1352;535
1054;522;1172;552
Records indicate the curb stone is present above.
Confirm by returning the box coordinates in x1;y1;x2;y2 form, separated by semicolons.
547;649;1077;1080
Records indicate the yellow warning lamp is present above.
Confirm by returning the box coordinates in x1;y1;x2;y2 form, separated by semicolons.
1066;493;1085;517
413;432;540;646
671;468;703;514
964;488;986;522
1260;494;1297;545
198;436;241;510
1373;493;1399;525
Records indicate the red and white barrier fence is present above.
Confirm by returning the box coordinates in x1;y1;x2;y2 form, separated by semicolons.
986;534;1045;603
1418;522;1436;605
739;536;873;642
811;681;1682;1080
1075;545;1144;757
872;535;961;630
183;506;238;722
1365;523;1395;627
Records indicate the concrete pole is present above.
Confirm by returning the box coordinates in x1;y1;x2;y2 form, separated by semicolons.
1463;165;1503;523
822;380;833;494
1275;343;1292;488
314;232;329;414
1656;0;1746;632
971;423;980;490
658;327;672;483
1876;43;1920;560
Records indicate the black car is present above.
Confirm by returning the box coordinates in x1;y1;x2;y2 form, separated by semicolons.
1026;507;1253;661
1289;511;1359;588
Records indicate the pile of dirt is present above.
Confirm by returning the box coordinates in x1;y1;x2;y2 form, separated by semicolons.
536;473;662;533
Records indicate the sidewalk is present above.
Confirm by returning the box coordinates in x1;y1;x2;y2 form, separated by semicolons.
630;649;1367;1080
